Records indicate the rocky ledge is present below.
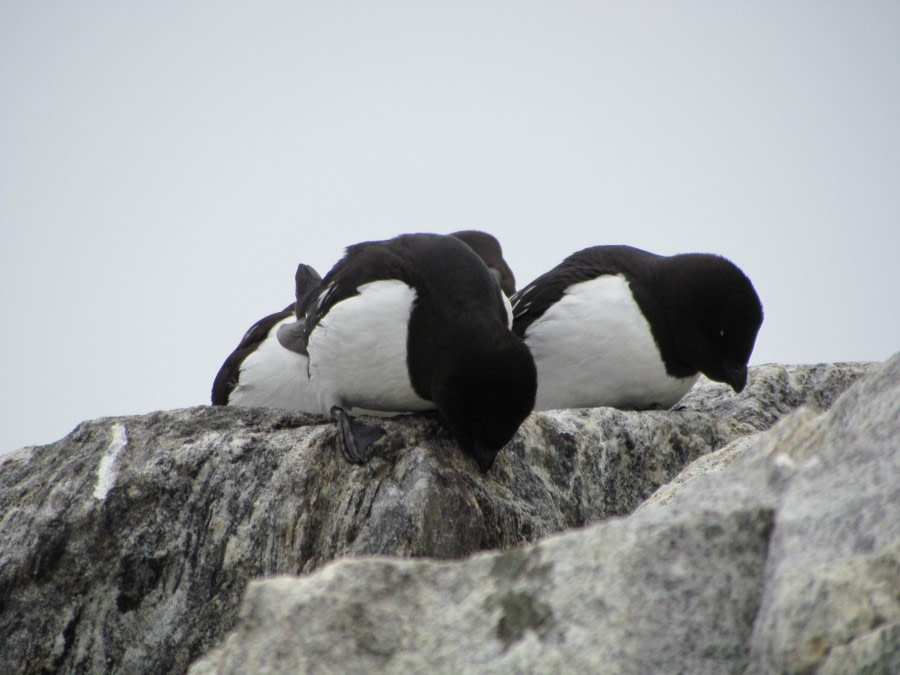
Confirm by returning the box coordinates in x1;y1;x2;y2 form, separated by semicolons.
1;359;894;673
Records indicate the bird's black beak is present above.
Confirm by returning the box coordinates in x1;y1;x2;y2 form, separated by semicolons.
470;441;498;473
724;364;748;394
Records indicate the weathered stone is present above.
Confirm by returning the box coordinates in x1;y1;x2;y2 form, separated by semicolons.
192;507;775;674
191;355;899;674
0;362;876;673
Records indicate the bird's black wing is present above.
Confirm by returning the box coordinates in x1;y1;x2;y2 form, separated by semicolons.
210;305;294;405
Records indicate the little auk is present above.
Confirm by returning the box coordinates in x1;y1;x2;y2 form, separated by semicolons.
511;245;763;411
275;232;537;472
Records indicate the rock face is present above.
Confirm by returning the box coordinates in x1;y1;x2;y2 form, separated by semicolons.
0;361;880;674
192;353;900;674
191;356;900;675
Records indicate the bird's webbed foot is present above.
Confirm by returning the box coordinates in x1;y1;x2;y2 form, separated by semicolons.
330;406;386;464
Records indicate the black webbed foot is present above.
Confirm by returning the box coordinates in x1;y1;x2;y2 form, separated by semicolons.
330;406;386;464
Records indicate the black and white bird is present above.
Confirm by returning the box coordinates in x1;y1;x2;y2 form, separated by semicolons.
511;245;763;411
211;231;517;414
275;232;536;472
211;263;323;410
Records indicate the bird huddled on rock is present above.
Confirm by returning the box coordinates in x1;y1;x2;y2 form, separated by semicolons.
511;245;763;411
210;263;323;411
276;232;536;472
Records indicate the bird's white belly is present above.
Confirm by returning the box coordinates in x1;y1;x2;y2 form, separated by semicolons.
229;317;323;413
525;275;698;410
307;280;433;413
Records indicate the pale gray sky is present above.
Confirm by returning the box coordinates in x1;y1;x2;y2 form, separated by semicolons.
2;1;898;454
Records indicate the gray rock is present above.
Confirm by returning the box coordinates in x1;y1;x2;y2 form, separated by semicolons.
192;354;899;674
192;507;775;674
0;362;875;673
646;357;900;673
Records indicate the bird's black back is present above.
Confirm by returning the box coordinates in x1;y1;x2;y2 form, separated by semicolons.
511;245;663;337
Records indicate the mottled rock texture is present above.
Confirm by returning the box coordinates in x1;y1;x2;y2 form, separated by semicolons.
0;362;878;673
193;353;899;674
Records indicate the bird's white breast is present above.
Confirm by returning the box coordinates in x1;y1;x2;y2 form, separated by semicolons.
524;275;698;410
307;279;433;413
502;292;513;329
228;317;323;413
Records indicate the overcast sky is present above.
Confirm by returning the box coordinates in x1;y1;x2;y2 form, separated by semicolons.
1;1;898;454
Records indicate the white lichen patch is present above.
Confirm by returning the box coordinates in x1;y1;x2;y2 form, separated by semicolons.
93;423;128;500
